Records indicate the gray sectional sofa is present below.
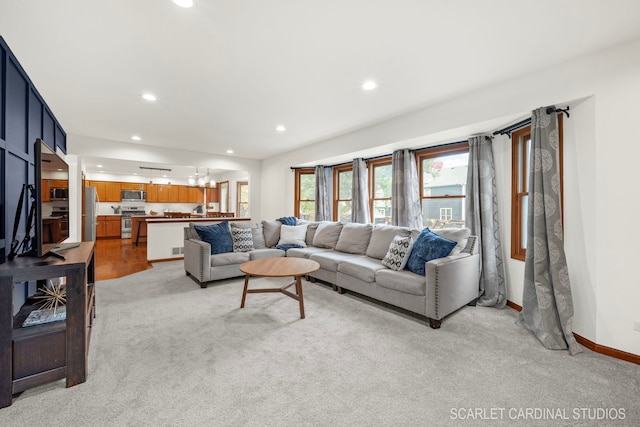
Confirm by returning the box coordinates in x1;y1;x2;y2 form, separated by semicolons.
184;220;480;328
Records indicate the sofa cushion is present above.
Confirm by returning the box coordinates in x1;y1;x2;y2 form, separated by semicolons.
194;221;233;254
312;222;343;249
309;251;363;272
405;228;457;276
335;223;373;255
375;269;426;296
366;225;411;260
337;257;385;283
231;227;255;252
286;246;332;259
381;235;414;271
185;224;201;241
210;251;249;267
278;224;308;247
262;220;282;248
433;228;471;255
249;248;286;260
299;221;320;246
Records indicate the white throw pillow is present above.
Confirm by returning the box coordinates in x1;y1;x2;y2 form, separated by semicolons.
381;235;414;271
278;224;308;247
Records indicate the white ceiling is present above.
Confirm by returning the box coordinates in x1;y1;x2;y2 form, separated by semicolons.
2;0;640;177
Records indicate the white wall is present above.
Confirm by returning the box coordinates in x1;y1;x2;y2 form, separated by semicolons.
260;38;640;356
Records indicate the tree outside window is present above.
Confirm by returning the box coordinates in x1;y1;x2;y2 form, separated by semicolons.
334;165;353;222
295;168;316;220
368;158;392;224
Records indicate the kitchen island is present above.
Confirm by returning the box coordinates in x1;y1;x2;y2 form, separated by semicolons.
144;216;248;261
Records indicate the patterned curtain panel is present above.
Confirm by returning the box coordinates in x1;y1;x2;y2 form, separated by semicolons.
351;158;370;223
516;107;581;355
465;135;507;308
391;149;423;229
314;165;333;221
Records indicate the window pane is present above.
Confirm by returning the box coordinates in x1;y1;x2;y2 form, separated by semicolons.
337;200;352;223
421;198;466;229
422;153;468;197
338;170;352;199
299;201;315;221
372;199;391;224
300;174;315;200
521;194;528;248
373;164;392;198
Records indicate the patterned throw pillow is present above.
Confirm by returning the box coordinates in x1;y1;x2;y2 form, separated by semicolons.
231;227;255;252
381;236;414;271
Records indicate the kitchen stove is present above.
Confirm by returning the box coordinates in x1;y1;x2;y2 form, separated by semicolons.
121;206;146;239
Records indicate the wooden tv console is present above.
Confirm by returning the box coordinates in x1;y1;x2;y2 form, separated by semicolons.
0;242;95;408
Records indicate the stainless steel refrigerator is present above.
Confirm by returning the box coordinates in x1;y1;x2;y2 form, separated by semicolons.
84;186;98;241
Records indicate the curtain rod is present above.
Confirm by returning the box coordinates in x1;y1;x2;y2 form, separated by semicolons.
493;106;570;137
289;140;470;170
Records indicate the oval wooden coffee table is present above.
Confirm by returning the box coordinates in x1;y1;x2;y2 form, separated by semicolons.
239;257;320;319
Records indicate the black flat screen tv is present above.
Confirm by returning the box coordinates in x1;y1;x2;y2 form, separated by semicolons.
34;138;70;257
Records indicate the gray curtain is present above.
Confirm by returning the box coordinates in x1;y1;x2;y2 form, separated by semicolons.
391;149;423;229
465;135;507;308
314;165;333;221
351;158;370;223
516;107;581;355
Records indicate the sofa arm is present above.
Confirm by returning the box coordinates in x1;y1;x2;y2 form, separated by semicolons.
424;253;480;321
184;238;211;284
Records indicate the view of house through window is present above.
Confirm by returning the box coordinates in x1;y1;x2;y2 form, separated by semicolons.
294;168;316;220
417;145;468;229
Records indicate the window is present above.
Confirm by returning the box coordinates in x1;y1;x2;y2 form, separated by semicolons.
333;165;353;222
368;158;392;224
236;181;249;218
511;116;563;260
294;168;316;221
416;144;468;230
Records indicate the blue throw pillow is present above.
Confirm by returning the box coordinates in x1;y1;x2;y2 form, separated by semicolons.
405;228;457;276
194;221;233;255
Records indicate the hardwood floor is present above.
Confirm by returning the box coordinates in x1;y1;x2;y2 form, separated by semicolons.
95;238;153;281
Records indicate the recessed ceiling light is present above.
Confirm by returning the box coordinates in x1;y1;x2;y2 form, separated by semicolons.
173;0;194;8
131;135;142;141
362;80;377;91
142;93;157;102
226;149;234;154
97;165;103;168
276;125;286;132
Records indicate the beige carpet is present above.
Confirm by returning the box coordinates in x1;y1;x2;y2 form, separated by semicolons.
3;261;639;426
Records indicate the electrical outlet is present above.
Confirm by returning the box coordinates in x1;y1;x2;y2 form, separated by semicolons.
635;321;640;332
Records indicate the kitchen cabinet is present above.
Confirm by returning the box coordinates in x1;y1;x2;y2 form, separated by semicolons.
50;179;68;188
145;183;157;202
105;182;121;202
40;179;51;202
206;187;219;204
88;181;107;202
121;182;144;190
178;185;189;203
96;215;121;238
190;187;204;203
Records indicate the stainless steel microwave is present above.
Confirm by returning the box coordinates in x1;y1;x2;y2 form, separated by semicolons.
50;188;69;200
121;190;147;202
